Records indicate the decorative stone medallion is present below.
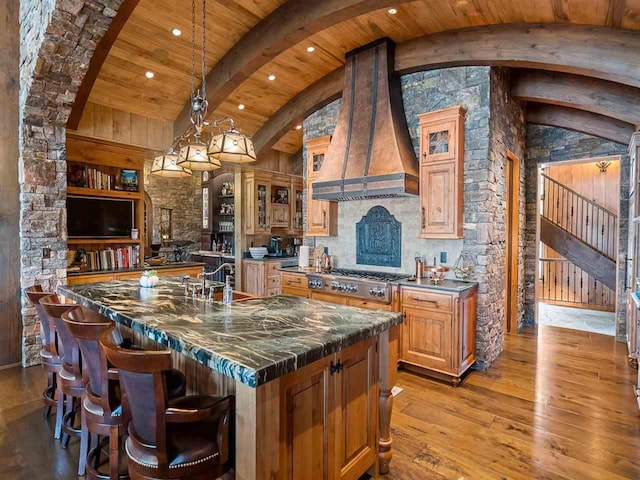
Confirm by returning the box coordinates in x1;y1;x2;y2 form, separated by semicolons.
356;206;401;267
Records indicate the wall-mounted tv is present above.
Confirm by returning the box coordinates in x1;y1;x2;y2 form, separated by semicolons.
67;196;134;238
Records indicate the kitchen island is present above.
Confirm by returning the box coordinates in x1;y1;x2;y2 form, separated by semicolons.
59;277;403;480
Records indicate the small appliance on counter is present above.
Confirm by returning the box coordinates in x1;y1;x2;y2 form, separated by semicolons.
270;236;283;256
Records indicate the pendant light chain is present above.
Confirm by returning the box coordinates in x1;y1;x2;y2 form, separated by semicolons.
190;0;196;100
201;0;207;98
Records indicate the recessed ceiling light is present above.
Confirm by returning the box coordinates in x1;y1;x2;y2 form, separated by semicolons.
238;104;245;110
172;28;182;36
306;46;315;53
295;125;302;130
145;71;154;79
268;74;276;81
388;7;397;14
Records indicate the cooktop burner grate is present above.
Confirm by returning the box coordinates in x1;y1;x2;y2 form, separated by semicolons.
325;268;408;282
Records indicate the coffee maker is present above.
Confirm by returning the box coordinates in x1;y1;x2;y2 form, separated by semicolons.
270;236;283;256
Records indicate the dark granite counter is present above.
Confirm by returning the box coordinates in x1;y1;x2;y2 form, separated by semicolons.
58;276;402;388
395;278;477;292
278;265;477;292
67;261;206;278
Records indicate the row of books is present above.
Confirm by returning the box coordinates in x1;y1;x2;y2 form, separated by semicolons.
85;246;141;272
67;163;139;192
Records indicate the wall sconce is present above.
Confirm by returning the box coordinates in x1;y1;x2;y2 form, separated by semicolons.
596;160;611;173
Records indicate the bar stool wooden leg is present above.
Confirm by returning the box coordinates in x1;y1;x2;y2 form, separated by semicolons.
78;400;89;476
109;425;119;479
54;387;64;439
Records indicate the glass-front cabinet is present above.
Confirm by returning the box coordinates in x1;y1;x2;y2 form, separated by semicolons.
243;171;271;235
270;176;291;228
291;179;304;235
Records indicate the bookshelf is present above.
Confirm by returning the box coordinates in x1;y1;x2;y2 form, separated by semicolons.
65;134;146;276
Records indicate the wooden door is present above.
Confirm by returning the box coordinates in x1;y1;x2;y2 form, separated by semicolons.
402;306;453;373
505;152;520;333
307;179;330;236
243;175;255;234
242;261;264;296
280;359;333;480
333;339;377;480
420;162;455;236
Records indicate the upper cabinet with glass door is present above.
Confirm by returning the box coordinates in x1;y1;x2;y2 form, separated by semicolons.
418;106;465;238
305;136;337;237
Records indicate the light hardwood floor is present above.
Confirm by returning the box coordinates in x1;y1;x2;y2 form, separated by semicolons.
0;325;638;479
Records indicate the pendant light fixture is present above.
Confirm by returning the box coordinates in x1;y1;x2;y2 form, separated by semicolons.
208;117;256;163
151;146;192;177
177;0;254;172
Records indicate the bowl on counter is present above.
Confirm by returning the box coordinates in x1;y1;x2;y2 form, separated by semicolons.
147;256;166;266
249;247;268;259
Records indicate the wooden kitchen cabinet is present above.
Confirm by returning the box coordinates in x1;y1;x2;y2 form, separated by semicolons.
278;337;378;480
290;178;304;235
243;171;271;235
281;272;309;297
417;106;465;239
243;259;293;297
399;285;477;385
306;136;337;237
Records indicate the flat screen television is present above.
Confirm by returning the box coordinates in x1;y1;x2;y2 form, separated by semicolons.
67;196;134;238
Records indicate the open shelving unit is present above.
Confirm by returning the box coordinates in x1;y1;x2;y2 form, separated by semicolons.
66;133;146;277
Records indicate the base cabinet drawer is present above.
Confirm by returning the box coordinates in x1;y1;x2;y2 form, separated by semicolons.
282;273;308;289
311;291;348;305
347;298;394;311
282;286;310;298
401;288;452;311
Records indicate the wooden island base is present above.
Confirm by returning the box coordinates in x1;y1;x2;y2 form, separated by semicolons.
123;324;396;480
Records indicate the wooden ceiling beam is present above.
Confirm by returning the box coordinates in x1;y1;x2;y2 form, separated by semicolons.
526;103;634;145
511;69;640;125
255;23;640;153
394;23;640;87
173;0;416;134
67;0;141;130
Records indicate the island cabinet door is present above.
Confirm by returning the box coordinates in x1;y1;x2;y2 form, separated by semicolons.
279;355;334;480
402;306;453;373
332;338;378;480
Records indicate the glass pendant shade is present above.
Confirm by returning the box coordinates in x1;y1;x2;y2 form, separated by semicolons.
208;130;257;164
151;151;192;177
177;136;222;171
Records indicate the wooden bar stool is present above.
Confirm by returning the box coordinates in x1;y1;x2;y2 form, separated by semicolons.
39;294;89;476
101;328;234;480
24;285;63;437
63;307;129;480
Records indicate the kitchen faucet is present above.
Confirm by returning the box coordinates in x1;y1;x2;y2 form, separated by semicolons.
201;263;235;293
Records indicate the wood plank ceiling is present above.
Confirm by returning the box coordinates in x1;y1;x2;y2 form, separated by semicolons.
87;0;640;154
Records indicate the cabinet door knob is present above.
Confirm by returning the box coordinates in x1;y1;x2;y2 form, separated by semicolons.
322;210;327;228
421;207;426;229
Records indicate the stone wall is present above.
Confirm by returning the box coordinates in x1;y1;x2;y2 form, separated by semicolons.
524;125;629;341
144;163;203;245
487;67;527;339
303;66;526;368
19;0;123;366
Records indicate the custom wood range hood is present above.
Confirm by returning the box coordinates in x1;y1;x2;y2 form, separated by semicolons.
312;38;419;201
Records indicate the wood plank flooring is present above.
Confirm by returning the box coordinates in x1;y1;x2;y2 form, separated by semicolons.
0;325;638;479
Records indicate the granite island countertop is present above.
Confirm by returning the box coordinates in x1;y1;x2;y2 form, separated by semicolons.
67;261;206;278
58;276;402;388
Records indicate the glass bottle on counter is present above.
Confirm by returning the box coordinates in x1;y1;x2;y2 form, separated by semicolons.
222;275;233;305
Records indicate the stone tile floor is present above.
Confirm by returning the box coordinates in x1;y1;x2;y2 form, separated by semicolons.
537;302;616;336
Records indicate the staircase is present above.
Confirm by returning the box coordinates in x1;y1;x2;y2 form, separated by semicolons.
539;174;617;303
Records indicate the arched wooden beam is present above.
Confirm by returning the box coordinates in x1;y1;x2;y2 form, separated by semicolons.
395;23;640;86
252;68;344;154
254;23;640;154
67;0;140;130
174;0;415;134
512;69;640;125
526;103;634;145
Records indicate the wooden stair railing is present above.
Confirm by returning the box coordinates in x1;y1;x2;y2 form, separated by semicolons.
540;174;617;291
